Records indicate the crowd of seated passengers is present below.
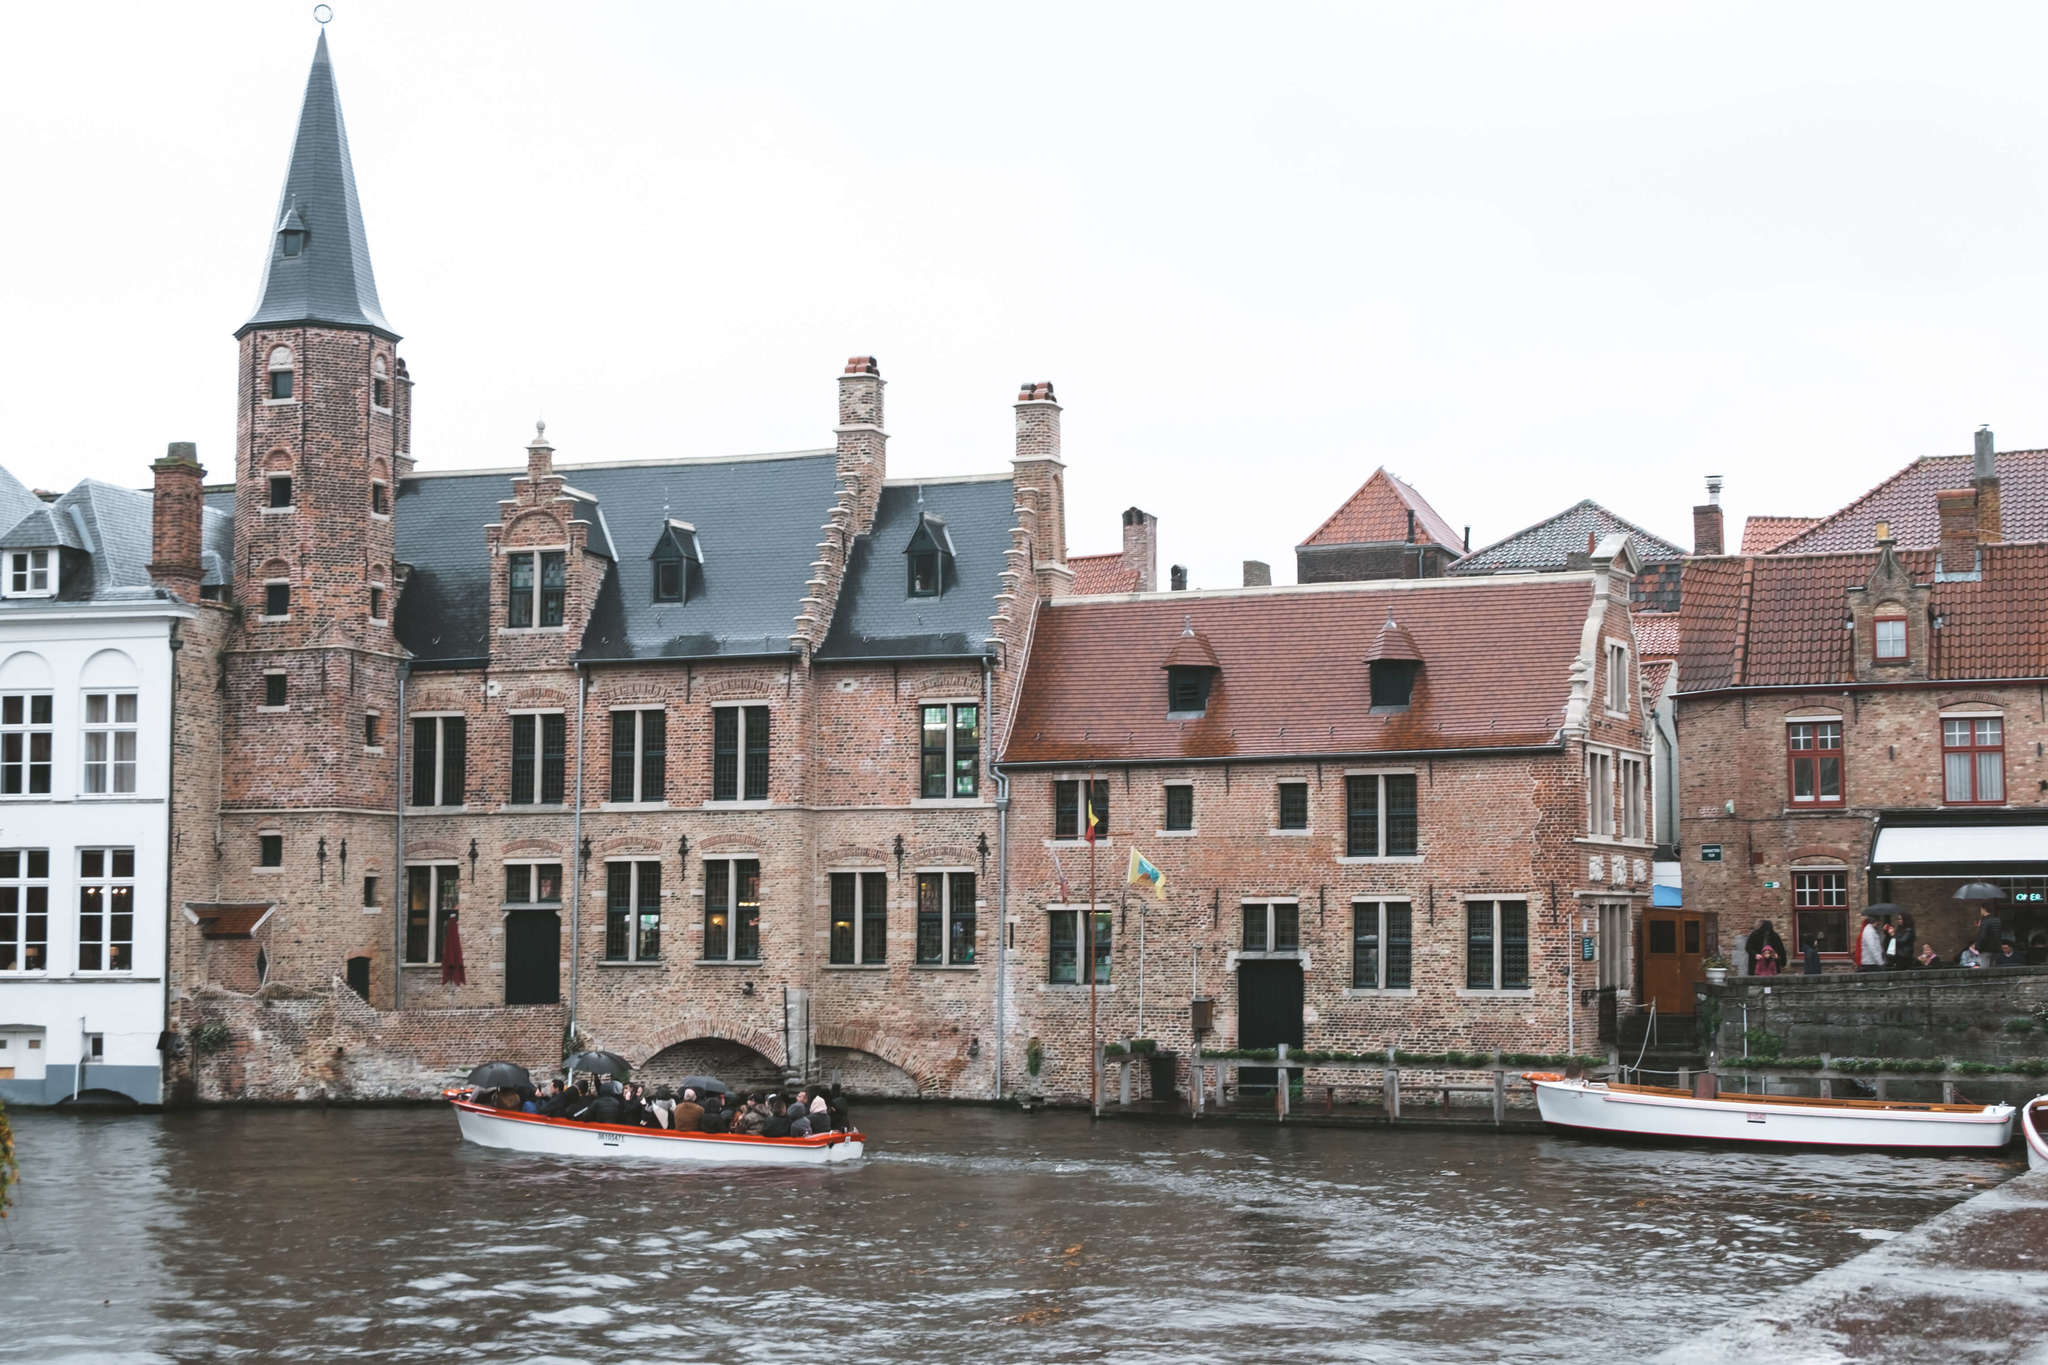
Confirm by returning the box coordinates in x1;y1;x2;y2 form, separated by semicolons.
488;1078;850;1136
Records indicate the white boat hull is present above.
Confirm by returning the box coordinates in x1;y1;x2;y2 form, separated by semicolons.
2022;1098;2048;1172
1531;1079;2013;1150
451;1098;866;1165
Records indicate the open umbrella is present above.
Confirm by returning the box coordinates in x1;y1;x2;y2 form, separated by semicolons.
565;1050;631;1078
1956;881;2006;902
677;1073;731;1095
1865;902;1903;916
465;1061;531;1090
441;913;467;985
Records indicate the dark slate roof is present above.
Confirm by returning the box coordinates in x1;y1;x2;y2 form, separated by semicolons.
1450;499;1686;574
0;476;217;607
817;476;1016;660
239;33;393;339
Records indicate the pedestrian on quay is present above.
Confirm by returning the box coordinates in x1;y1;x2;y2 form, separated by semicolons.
1976;905;2004;958
1858;910;1887;972
1915;941;1942;969
1745;920;1787;977
1802;935;1823;975
1993;937;2027;968
1960;941;1989;969
1752;942;1782;976
1890;914;1918;971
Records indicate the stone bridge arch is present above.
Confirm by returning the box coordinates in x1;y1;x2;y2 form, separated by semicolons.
814;1024;963;1097
630;1012;787;1090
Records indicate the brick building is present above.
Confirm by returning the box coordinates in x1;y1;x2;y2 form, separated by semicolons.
1295;468;1466;584
996;538;1654;1102
1677;435;2048;973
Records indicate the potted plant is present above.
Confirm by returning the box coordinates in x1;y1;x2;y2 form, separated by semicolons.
1703;954;1730;986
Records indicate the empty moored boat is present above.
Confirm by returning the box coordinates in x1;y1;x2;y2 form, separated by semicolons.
2022;1095;2048;1171
1528;1076;2014;1151
448;1092;866;1165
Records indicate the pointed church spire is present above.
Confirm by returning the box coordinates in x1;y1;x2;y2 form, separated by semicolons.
239;31;395;339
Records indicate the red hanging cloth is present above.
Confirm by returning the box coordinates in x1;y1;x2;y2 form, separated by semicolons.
441;913;467;985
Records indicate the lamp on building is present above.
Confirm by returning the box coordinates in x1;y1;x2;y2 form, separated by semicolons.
976;832;989;873
468;838;479;879
893;833;905;874
677;834;689;879
579;836;591;868
968;1037;981;1059
742;980;755;997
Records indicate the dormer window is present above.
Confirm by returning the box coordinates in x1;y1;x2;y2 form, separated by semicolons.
903;511;955;599
1875;614;1907;661
5;551;52;598
648;521;702;605
372;356;391;411
1365;617;1423;711
1167;667;1210;714
277;201;307;259
1161;616;1221;717
266;346;294;401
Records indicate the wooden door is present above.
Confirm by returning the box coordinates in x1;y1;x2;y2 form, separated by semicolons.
1237;961;1304;1092
1643;911;1703;1016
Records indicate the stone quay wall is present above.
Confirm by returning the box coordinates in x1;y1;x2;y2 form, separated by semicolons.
1709;966;2048;1064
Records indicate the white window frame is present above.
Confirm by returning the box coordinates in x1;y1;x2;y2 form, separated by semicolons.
370;479;391;519
917;700;981;801
508;709;568;806
0;848;49;973
1874;615;1908;661
371;354;393;413
263;472;294;514
1586;748;1615;838
363;708;382;753
1240;899;1302;956
700;857;758;964
1619;755;1646;842
827;868;890;967
1047;903;1112;984
410;712;466;809
81;690;138;796
260;669;288;712
503;859;564;906
914;867;978;967
264;345;296;403
0;692;53;797
608;705;667;806
5;550;54;598
709;702;772;804
1596;901;1630;993
262;578;291;621
1461;896;1532;995
604;858;664;963
404;862;461;965
1605;640;1629;715
369;582;387;623
76;847;135;974
1350;899;1414;992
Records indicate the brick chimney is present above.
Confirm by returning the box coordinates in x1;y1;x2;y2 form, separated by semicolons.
1938;488;1980;570
1013;381;1069;595
1243;560;1271;587
1120;506;1158;592
1973;424;2002;544
1692;475;1724;556
837;356;887;533
1170;564;1187;591
148;441;207;602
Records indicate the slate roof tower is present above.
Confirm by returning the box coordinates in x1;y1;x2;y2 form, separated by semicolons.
220;32;410;1007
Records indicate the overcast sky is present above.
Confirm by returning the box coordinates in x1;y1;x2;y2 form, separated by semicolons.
4;2;2046;588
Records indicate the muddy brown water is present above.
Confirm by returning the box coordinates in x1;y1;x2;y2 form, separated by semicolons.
0;1104;2015;1362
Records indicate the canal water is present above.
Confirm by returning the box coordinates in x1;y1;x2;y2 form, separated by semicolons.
0;1104;2013;1363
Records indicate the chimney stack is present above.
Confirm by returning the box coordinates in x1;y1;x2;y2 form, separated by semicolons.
1012;381;1067;577
1692;474;1725;556
1120;507;1158;592
526;420;555;483
1973;424;2002;544
148;442;207;602
1242;560;1271;587
1170;564;1187;591
836;356;887;532
1938;488;1980;570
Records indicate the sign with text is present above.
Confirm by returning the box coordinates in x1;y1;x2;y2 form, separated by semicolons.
1700;844;1723;862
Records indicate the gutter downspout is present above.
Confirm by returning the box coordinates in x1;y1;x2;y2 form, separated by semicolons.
570;663;587;1039
393;661;409;1009
987;656;1007;1102
161;619;182;1104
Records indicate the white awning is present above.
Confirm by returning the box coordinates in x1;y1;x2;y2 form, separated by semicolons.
1872;825;2048;865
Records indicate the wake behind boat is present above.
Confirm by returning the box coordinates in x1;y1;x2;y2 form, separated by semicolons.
449;1093;867;1165
1528;1075;2014;1151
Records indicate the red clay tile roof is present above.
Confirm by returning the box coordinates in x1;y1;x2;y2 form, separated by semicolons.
1161;622;1222;670
186;903;274;938
1004;578;1597;764
1678;542;2048;692
1774;451;2048;554
1364;617;1424;662
1068;553;1141;595
1300;468;1463;553
1640;657;1673;704
1741;515;1819;553
1633;610;1680;659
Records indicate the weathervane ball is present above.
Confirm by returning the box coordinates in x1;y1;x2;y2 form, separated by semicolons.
314;4;333;25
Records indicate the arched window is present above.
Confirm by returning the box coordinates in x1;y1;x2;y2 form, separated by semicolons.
372;355;391;411
266;346;295;401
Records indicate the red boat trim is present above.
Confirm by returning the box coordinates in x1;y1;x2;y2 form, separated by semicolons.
448;1095;863;1148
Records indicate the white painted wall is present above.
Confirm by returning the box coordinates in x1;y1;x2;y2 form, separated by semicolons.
0;607;184;1103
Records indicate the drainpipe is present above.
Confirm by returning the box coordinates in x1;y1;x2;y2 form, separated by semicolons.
569;663;586;1038
392;661;409;1008
987;657;1007;1101
160;619;182;1104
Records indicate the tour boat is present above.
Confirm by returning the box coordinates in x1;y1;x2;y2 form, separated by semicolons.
2021;1095;2048;1171
447;1093;866;1165
1526;1076;2015;1150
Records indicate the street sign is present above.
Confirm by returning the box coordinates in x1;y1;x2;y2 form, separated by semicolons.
1701;844;1723;862
1582;936;1596;961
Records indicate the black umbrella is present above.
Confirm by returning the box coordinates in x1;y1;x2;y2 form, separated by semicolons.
465;1060;531;1090
1955;881;2006;902
677;1073;731;1095
1864;902;1903;917
565;1050;632;1078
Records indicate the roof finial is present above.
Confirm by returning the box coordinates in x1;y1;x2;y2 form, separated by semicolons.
313;4;332;25
1181;614;1194;636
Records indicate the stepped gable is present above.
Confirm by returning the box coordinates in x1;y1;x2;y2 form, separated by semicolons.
1740;515;1818;553
818;476;1017;660
1300;467;1463;552
1678;542;2048;692
1774;449;2048;554
1004;576;1596;764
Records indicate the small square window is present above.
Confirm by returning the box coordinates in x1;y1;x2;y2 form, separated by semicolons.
267;475;292;509
1164;784;1193;831
268;370;293;400
264;582;289;618
364;712;381;747
263;673;287;708
259;834;283;867
1277;782;1309;830
369;585;385;620
655;558;682;602
373;377;391;409
371;482;389;515
362;875;379;907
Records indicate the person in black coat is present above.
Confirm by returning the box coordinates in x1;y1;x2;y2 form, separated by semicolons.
1889;914;1918;970
761;1096;792;1138
697;1095;732;1133
1745;921;1788;976
1976;907;2005;956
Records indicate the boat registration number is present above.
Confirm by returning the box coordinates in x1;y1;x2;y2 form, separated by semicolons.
601;1131;623;1146
1747;1113;1767;1124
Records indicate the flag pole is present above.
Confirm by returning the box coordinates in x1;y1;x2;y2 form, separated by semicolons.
1088;768;1099;1119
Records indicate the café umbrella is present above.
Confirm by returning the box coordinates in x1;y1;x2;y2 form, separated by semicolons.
565;1050;632;1079
1956;882;2006;902
465;1061;531;1091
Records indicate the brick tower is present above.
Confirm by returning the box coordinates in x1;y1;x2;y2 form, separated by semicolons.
220;32;409;1004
